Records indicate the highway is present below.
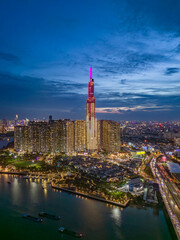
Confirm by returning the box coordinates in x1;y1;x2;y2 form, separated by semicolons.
150;157;180;240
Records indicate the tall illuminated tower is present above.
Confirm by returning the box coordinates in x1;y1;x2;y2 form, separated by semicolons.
86;67;97;151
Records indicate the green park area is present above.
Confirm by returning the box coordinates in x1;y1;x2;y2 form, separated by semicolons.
0;150;48;171
13;160;44;169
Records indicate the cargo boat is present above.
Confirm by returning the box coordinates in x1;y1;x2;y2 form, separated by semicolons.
23;214;42;222
39;212;60;220
59;227;83;238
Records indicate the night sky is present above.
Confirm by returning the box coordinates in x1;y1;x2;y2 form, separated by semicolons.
0;0;180;121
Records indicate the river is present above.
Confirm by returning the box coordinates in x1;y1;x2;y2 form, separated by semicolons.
0;173;175;240
0;137;13;149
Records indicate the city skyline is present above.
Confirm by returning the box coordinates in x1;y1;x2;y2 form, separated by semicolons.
0;0;180;120
0;2;180;240
14;69;121;154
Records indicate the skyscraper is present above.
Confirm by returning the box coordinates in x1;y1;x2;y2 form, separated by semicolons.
15;114;18;126
86;68;97;151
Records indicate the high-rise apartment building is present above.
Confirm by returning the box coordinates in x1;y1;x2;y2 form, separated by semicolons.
14;126;25;151
66;120;75;153
29;122;51;153
99;120;121;152
15;122;51;153
50;119;74;153
74;120;86;152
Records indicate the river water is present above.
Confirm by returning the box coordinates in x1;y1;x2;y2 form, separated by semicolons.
0;174;175;240
0;137;13;149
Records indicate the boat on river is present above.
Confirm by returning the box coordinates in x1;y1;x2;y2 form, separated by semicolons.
39;212;60;220
59;227;83;238
23;214;42;222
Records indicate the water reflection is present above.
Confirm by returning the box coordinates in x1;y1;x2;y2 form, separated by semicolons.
11;178;22;205
111;207;122;226
75;196;105;229
43;188;47;198
30;181;39;203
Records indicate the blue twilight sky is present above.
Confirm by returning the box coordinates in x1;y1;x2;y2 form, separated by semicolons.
0;0;180;121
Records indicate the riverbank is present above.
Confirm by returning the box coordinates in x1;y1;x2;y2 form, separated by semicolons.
0;171;27;176
0;169;131;207
51;183;130;207
0;170;130;207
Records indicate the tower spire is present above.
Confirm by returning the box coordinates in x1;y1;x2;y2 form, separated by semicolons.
90;67;92;79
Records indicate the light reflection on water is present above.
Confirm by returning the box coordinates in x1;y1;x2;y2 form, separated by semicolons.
111;207;125;239
111;207;122;226
30;181;39;203
11;178;22;205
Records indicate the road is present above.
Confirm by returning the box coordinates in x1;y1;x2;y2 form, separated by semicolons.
150;157;180;239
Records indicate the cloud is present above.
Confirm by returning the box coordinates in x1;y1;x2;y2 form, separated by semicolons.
112;0;180;33
0;52;20;63
0;72;87;95
165;67;180;75
93;50;167;78
0;0;180;120
0;72;88;111
120;79;126;84
0;71;88;119
48;80;87;96
96;105;172;114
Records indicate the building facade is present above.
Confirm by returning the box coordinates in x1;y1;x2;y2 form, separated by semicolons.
74;120;86;152
99;120;121;153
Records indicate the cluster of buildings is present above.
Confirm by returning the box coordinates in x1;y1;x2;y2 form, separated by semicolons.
53;155;135;183
0;115;29;134
14;118;121;154
0;118;15;133
14;68;121;154
118;177;144;196
122;121;180;144
121;121;180;159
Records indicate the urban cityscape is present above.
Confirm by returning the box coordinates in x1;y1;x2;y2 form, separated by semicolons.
0;1;180;240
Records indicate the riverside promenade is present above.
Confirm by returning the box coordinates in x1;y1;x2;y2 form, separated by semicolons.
51;183;130;207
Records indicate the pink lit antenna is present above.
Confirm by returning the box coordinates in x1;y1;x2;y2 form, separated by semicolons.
90;67;92;79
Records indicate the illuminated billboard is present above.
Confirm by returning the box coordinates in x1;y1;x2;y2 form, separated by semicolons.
136;151;145;155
